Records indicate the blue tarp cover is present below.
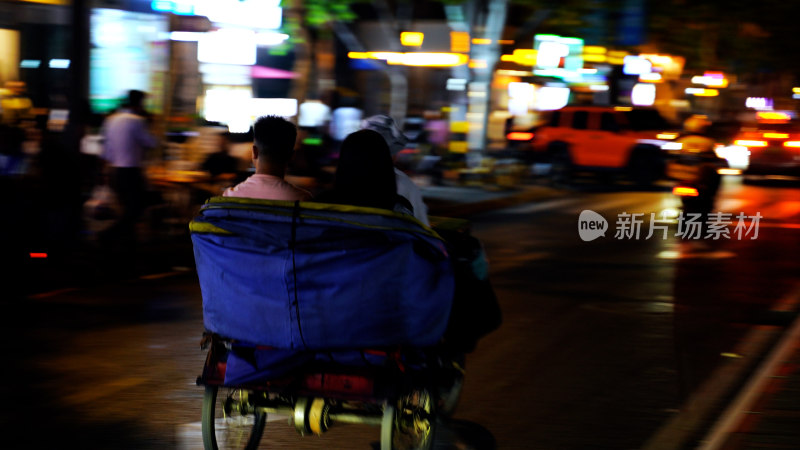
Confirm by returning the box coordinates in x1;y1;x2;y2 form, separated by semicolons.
190;197;455;351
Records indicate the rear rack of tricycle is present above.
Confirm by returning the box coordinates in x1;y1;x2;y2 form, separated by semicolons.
196;333;463;450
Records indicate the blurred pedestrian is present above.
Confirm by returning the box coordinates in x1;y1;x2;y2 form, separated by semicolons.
99;89;159;245
201;131;239;178
222;115;311;201
360;114;430;225
667;114;728;215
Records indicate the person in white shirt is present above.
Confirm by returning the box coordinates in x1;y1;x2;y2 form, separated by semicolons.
223;115;312;201
100;89;158;244
360;114;430;226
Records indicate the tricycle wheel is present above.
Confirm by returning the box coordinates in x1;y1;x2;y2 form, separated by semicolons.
380;388;436;450
202;385;266;450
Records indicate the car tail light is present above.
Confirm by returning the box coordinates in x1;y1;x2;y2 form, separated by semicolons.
784;141;800;148
734;139;768;147
673;186;699;197
507;131;534;141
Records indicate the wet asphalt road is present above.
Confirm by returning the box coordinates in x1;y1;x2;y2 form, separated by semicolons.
4;176;800;449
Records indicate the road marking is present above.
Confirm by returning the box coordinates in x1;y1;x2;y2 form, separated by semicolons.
643;282;800;450
698;297;800;449
642;327;779;450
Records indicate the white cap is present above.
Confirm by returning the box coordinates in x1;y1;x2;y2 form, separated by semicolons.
360;114;408;155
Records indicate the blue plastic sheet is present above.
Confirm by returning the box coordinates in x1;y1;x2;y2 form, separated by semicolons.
191;197;455;351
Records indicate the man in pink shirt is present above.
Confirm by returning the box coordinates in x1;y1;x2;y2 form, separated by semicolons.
223;115;312;201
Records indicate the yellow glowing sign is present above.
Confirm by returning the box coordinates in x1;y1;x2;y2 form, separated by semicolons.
449;141;468;153
348;51;468;67
583;46;607;54
695;89;719;97
685;88;719;97
607;50;628;65
400;32;424;47
756;111;791;122
639;73;663;83
691;72;729;88
582;46;607;63
17;0;68;4
582;54;607;63
500;49;538;66
450;121;469;133
734;140;768;147
450;31;470;53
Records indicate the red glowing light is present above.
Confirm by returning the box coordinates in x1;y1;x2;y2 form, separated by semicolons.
29;253;48;259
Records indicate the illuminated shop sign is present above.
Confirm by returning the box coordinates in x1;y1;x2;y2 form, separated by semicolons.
533;34;584;79
90;8;168;113
152;0;282;29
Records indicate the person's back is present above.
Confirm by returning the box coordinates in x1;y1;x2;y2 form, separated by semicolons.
318;129;411;214
102;91;157;168
360;114;429;225
668;115;726;191
222;115;311;201
99;90;158;246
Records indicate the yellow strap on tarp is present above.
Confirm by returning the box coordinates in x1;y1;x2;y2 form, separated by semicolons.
188;221;234;235
197;196;446;240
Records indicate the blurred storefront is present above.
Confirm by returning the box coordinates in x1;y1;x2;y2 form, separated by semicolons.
89;0;292;128
0;1;72;115
1;0;295;131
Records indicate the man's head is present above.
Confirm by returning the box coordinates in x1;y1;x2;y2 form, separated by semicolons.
127;90;146;110
252;115;298;172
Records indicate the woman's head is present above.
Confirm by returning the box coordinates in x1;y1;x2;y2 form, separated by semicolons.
333;129;397;210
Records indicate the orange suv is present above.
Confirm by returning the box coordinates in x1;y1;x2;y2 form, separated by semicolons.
531;105;680;185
